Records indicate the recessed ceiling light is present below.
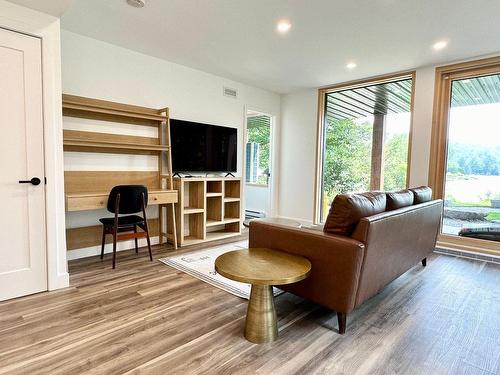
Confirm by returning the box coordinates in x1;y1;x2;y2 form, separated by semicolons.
126;0;146;8
346;62;357;70
433;40;448;50
277;20;292;34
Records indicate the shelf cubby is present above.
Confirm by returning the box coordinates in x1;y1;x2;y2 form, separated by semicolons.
207;180;222;194
224;180;241;199
183;212;205;243
207;196;223;222
184;181;205;210
224;200;240;220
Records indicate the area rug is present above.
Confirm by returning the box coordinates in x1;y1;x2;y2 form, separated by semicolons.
159;240;282;299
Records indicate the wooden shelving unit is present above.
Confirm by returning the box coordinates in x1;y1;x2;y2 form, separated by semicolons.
174;177;242;246
63;94;178;250
63;129;169;155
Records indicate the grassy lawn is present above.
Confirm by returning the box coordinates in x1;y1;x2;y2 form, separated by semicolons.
486;212;500;221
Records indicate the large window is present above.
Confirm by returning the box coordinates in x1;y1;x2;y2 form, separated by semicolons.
430;57;500;255
316;74;414;222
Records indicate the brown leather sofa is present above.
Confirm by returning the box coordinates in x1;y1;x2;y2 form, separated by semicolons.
249;186;442;334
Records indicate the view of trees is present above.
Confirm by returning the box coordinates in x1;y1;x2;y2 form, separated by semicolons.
446;143;500;176
247;117;271;185
321;117;409;215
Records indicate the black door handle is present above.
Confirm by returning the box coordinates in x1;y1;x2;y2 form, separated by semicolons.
19;177;41;186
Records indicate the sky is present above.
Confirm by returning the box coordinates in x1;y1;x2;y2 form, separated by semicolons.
353;103;500;148
449;103;500;147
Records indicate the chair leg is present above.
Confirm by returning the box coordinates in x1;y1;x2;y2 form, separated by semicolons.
421;257;427;267
337;312;347;335
112;231;117;269
100;227;106;260
134;225;139;254
145;227;153;261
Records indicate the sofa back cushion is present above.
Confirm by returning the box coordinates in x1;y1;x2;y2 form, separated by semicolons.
386;189;414;210
410;186;432;204
323;192;386;236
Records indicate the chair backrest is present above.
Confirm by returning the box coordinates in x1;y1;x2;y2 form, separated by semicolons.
107;185;148;214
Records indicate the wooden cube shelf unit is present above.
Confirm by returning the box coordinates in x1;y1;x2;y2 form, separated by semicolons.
174;177;242;246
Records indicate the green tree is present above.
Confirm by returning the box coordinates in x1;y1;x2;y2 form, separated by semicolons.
383;133;409;191
321;118;410;217
247;116;271;184
322;118;372;206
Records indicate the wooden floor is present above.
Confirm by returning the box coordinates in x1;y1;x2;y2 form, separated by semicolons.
0;239;499;375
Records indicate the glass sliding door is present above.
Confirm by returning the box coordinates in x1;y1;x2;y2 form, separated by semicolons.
430;57;500;254
442;74;500;240
317;74;414;222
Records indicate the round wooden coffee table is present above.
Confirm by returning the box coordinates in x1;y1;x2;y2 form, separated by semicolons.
215;248;311;343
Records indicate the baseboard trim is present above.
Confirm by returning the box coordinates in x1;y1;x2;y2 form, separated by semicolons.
48;272;70;291
67;236;160;261
435;247;500;264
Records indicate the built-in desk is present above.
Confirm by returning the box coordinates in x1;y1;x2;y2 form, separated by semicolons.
65;189;178;212
62;94;178;251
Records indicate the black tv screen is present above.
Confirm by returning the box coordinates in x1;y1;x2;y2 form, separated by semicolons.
170;119;237;172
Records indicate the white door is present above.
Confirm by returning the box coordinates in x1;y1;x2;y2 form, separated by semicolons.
0;28;47;301
244;111;273;217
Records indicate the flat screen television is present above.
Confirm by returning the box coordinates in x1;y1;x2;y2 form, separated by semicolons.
170;119;237;173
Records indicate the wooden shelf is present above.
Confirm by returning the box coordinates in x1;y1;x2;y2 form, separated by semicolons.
183;207;205;214
206;192;223;197
206;219;224;227
182;236;205;246
223;218;240;224
223;197;240;202
206;231;240;242
63;138;170;155
62;93;178;250
62;94;167;126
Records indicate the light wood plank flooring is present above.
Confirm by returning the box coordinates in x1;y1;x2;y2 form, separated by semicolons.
0;239;499;375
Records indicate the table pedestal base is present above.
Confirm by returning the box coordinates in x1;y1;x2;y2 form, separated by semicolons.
244;285;277;343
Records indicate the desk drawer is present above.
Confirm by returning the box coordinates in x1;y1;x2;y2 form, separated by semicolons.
149;191;178;204
66;195;107;211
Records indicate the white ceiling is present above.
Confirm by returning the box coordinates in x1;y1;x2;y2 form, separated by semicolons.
7;0;73;17
10;0;500;93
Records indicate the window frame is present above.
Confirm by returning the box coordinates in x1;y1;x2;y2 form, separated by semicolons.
314;71;416;223
429;56;500;256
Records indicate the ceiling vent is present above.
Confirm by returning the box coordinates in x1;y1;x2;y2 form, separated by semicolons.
223;87;238;99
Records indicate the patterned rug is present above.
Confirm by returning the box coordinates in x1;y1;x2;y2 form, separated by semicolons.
159;240;282;299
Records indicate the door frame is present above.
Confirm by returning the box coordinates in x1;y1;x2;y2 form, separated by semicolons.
429;56;500;256
0;3;69;291
243;106;278;217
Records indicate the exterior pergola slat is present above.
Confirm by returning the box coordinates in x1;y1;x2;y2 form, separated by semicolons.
451;74;500;107
325;74;500;122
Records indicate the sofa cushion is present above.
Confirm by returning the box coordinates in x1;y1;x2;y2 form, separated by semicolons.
386;189;414;210
324;192;386;236
410;186;432;204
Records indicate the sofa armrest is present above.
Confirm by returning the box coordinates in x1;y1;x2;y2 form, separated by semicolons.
249;221;365;313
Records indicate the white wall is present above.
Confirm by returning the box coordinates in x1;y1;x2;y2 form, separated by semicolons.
0;0;68;290
245;185;270;215
278;89;318;224
277;59;497;224
61;30;281;259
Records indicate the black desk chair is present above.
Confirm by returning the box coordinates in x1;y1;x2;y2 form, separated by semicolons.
99;185;152;269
